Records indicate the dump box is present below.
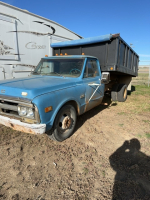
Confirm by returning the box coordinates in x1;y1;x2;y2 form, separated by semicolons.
51;33;139;77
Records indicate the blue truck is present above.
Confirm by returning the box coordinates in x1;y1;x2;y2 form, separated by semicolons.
0;34;139;141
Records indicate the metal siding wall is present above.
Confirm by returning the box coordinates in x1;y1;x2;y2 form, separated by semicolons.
0;2;82;80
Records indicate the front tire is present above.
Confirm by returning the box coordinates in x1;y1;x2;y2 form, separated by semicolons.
48;105;77;142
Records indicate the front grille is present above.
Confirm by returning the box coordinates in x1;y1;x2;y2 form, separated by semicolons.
0;100;19;118
0;95;40;123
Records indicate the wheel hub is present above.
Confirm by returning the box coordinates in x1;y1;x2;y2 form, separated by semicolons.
62;116;72;129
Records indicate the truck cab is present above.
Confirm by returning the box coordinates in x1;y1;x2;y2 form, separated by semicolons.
0;56;108;141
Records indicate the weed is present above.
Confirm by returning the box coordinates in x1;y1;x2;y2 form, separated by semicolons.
137;134;142;138
145;107;150;112
142;120;150;123
118;124;124;127
145;133;150;139
83;167;89;175
118;112;126;115
134;85;150;96
102;170;105;177
132;73;149;86
57;184;61;189
85;148;90;152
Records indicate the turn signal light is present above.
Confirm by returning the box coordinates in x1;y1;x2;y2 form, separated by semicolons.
45;55;48;57
45;106;53;113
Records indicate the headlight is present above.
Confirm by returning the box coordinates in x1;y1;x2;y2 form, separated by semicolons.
18;106;27;116
26;107;34;118
18;106;34;118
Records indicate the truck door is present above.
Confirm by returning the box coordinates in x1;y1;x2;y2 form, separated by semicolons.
83;58;104;112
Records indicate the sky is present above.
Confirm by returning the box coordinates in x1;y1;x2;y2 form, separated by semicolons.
1;0;150;65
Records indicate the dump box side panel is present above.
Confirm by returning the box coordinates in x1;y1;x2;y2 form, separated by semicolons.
116;37;139;76
53;36;139;77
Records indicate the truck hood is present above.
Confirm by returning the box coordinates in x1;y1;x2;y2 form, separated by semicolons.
0;76;77;100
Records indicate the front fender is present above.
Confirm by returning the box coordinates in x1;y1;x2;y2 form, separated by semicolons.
32;86;81;131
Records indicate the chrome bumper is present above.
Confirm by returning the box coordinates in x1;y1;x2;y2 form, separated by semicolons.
0;115;46;135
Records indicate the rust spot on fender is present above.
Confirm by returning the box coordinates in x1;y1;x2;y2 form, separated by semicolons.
77;105;80;115
85;99;89;112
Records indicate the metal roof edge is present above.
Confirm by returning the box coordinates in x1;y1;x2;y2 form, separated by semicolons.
0;1;83;39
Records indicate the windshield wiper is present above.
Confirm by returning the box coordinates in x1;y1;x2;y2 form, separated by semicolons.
49;72;65;78
32;71;65;78
32;72;40;75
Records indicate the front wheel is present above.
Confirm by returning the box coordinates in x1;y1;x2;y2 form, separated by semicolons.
48;105;77;142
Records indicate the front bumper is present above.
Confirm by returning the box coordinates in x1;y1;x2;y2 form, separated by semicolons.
0;115;46;135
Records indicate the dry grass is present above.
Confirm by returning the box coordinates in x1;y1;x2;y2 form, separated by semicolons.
132;67;150;85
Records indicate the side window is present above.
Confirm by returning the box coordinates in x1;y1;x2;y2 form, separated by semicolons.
40;62;54;73
83;59;99;78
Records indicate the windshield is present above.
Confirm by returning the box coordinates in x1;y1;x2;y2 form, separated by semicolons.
32;58;84;77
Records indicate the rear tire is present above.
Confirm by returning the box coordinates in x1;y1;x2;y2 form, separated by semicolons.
111;84;119;101
48;105;77;142
117;84;127;102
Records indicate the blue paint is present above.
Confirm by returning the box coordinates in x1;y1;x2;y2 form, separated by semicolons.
51;34;112;48
0;75;77;100
0;56;105;132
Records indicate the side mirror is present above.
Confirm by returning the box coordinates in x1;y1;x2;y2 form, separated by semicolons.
101;72;110;84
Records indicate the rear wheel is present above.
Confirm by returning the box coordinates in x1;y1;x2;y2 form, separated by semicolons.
48;104;77;142
117;84;127;102
111;84;119;101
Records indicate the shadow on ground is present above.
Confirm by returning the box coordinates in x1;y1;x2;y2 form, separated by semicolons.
128;85;136;95
109;138;150;200
75;94;116;132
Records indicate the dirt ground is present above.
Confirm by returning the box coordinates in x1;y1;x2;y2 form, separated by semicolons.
0;85;150;200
